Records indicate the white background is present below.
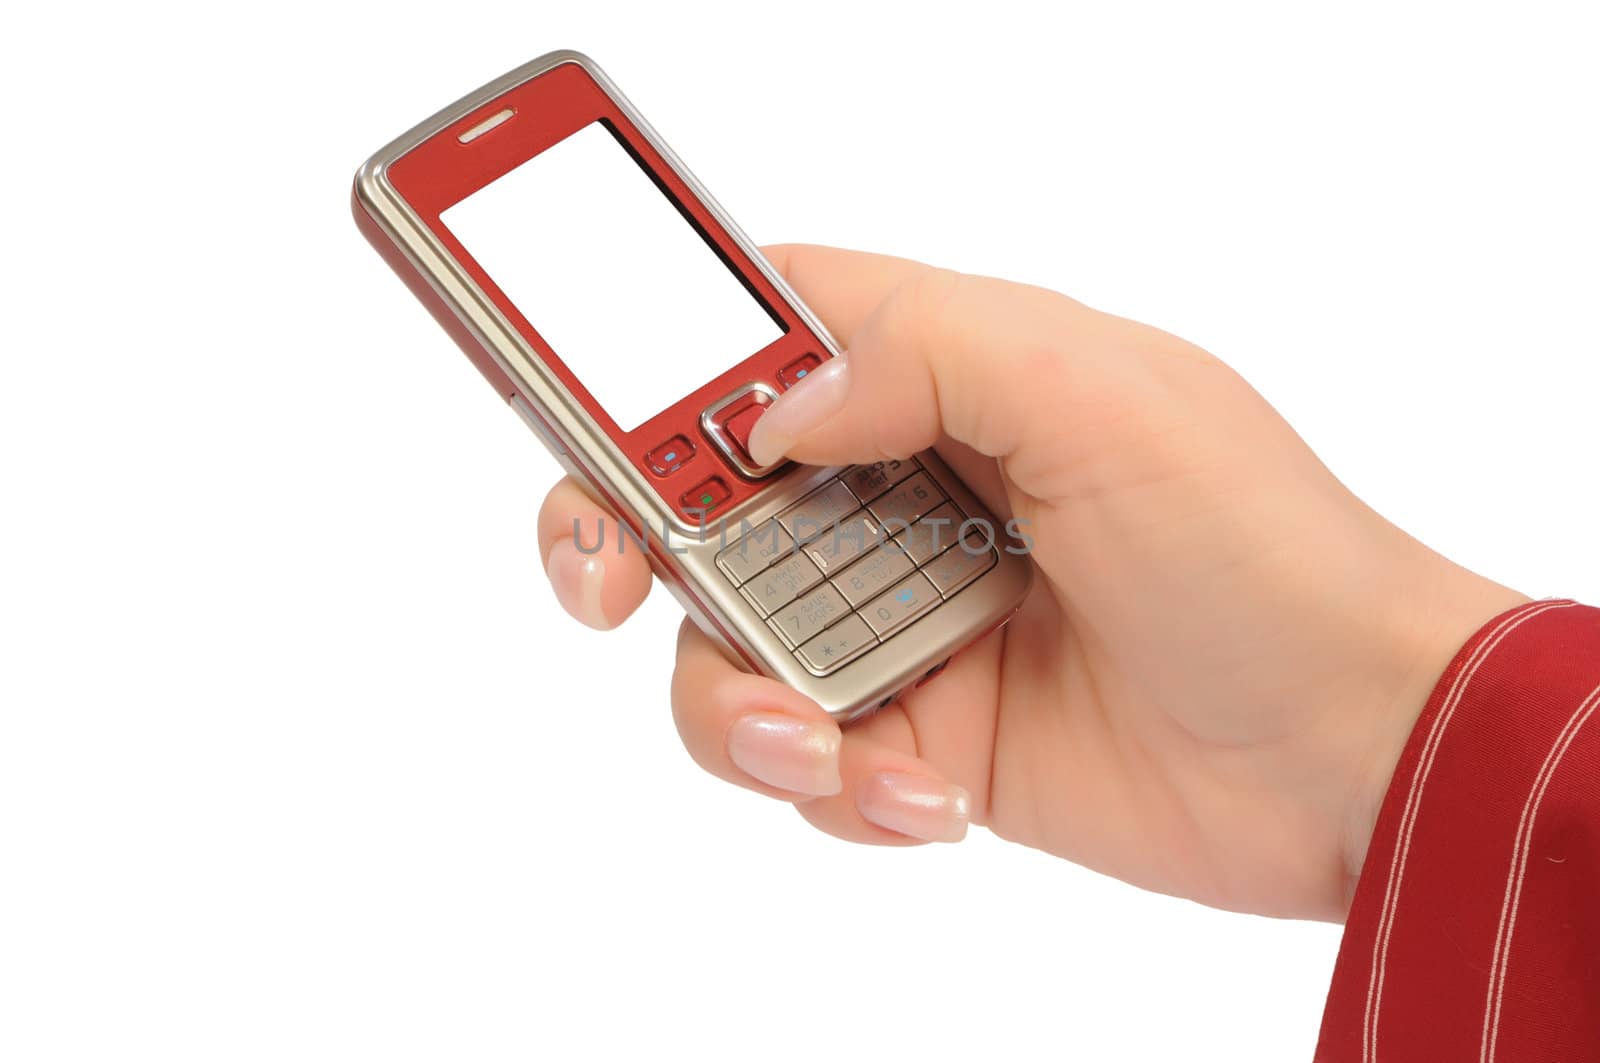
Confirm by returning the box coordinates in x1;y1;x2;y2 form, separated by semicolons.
2;2;1596;1060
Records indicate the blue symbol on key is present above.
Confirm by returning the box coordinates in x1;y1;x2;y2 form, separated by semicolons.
795;368;808;379
663;451;677;463
896;587;915;604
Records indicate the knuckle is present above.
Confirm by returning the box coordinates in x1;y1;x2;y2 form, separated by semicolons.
883;266;966;341
857;269;966;457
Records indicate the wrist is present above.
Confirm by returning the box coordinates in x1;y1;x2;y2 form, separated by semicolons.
1335;540;1528;911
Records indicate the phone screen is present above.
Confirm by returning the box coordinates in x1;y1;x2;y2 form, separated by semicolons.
440;121;786;431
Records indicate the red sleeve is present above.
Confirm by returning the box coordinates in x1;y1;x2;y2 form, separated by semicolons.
1316;599;1600;1062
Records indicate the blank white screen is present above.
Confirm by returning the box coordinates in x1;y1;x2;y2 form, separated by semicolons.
440;122;784;431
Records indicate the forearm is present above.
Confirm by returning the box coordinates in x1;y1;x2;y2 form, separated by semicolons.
1319;598;1600;1061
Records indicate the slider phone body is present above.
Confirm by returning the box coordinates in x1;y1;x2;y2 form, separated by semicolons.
352;51;1032;720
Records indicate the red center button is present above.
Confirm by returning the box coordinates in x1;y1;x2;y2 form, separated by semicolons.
701;383;784;479
722;403;765;460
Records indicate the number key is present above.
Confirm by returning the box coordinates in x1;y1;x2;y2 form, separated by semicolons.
741;552;824;614
778;480;859;542
801;512;882;575
899;502;963;564
843;458;918;503
831;541;915;606
923;533;996;597
796;614;877;675
861;572;940;637
868;471;943;530
768;583;851;648
715;519;795;584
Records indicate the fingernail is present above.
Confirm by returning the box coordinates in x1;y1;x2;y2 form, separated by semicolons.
726;713;842;796
856;772;971;842
747;355;851;466
545;538;609;629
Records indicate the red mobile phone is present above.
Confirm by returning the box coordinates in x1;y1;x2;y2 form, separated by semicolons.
353;51;1031;719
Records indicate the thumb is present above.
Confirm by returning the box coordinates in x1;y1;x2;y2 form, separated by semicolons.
746;267;1170;500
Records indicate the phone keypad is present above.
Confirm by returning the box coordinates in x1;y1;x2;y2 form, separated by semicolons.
777;480;859;537
716;457;999;676
867;471;942;529
841;457;918;502
715;519;794;585
899;502;964;564
801;512;879;574
861;571;940;637
768;583;851;648
740;552;824;615
834;541;915;607
795;614;878;674
923;530;999;596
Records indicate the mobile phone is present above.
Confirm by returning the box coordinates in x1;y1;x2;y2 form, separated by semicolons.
352;51;1032;720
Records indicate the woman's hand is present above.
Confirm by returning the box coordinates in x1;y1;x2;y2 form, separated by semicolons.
537;244;1524;921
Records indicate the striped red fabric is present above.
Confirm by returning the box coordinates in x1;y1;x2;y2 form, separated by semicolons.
1317;600;1600;1061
